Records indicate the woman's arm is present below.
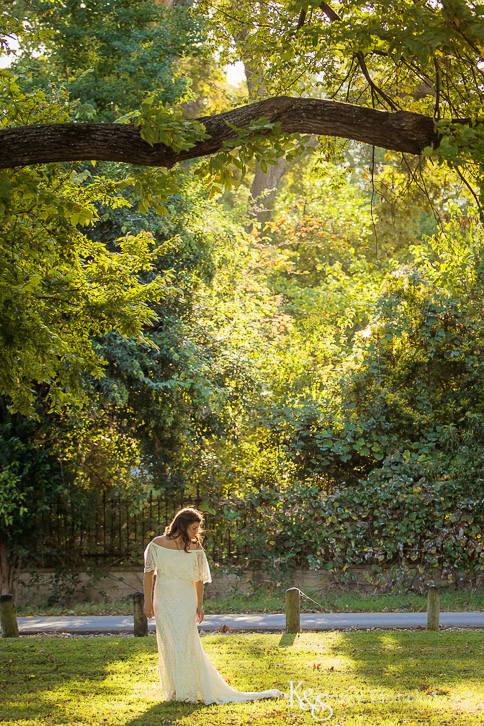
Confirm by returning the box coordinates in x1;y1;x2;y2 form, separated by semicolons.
143;571;155;618
194;580;204;623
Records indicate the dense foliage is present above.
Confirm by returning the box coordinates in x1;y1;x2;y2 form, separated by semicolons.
1;0;484;595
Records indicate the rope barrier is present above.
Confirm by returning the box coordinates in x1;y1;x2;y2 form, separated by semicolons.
294;587;332;613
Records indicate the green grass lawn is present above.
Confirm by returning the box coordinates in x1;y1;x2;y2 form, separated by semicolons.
1;631;483;725
16;583;484;617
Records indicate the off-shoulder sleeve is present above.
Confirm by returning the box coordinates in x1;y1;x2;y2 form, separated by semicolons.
143;542;156;574
193;549;212;584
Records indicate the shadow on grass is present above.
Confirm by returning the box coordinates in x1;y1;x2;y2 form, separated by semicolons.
8;631;481;725
121;702;211;726
0;637;158;723
0;635;289;724
278;633;297;647
330;629;484;693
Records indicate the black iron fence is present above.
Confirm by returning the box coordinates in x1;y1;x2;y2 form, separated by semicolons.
29;490;244;569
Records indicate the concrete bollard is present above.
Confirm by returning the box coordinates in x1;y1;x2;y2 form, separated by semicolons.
133;591;148;637
0;594;19;638
286;587;300;634
427;585;440;631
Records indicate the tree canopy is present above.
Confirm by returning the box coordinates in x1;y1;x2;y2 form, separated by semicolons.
2;0;484;595
1;0;484;195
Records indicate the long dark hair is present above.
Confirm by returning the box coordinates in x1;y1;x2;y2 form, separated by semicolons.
164;507;205;553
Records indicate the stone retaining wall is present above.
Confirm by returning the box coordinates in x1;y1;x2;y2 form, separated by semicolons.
13;565;477;605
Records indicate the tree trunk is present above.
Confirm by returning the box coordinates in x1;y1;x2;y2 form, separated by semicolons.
246;158;287;227
0;594;19;638
0;538;14;597
236;28;288;226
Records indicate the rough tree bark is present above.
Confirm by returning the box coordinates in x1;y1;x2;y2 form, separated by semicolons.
0;538;15;598
0;96;441;170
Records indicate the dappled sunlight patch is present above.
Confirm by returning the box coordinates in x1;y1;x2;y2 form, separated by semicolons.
1;633;483;725
446;688;484;715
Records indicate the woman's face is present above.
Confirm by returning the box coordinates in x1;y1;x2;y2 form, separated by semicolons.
187;521;200;539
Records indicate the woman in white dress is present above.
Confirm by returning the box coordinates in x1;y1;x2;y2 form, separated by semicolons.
143;506;286;705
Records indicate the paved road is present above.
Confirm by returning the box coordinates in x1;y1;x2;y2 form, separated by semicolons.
15;611;484;634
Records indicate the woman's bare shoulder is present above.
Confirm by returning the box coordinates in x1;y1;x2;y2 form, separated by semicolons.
149;535;202;550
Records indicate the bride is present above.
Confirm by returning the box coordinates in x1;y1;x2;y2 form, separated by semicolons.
143;506;286;704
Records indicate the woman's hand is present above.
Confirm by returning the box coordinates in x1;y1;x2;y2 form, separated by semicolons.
196;605;204;624
143;601;154;619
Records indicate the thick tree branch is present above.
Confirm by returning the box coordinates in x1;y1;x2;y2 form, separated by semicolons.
0;96;441;169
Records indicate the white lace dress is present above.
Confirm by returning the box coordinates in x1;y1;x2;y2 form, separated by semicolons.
143;540;285;705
